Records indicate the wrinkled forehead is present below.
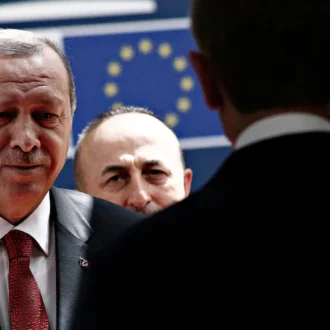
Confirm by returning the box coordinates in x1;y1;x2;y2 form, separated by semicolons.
84;116;183;167
0;47;69;92
93;131;180;163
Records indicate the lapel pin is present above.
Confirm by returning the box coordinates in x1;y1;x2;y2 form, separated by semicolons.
79;257;89;268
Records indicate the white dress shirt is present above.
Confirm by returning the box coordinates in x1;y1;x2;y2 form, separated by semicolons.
0;192;56;330
234;113;330;149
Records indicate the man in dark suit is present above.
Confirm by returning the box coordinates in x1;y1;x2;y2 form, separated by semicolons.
89;0;330;326
0;28;141;330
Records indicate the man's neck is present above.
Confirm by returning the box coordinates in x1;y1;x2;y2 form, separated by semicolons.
231;107;330;146
234;111;330;149
0;198;44;224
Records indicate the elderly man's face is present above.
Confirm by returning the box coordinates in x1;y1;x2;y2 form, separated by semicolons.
0;47;72;217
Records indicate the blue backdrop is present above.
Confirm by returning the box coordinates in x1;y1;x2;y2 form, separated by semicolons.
1;0;233;192
66;28;223;140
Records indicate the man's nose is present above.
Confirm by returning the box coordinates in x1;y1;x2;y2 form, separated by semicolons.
9;117;41;152
127;180;151;211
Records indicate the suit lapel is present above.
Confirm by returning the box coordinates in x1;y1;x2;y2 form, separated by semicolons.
50;187;94;330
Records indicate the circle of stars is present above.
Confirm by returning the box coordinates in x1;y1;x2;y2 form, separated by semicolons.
104;39;195;128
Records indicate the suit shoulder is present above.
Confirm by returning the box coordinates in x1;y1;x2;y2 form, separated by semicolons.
51;187;143;224
118;188;208;240
146;185;211;221
52;186;93;204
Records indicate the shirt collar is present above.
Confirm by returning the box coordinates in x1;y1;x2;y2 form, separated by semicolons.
235;113;330;150
0;192;51;255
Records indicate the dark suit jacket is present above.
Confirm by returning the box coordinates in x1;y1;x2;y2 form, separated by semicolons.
88;132;329;327
48;187;142;330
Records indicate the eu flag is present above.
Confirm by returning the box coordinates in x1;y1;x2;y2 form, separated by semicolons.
64;22;225;144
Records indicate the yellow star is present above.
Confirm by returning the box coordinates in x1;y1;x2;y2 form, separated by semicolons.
165;113;179;128
173;56;187;72
177;97;191;112
120;45;134;61
139;39;153;54
158;43;172;58
112;102;123;110
104;83;119;97
180;76;194;92
107;62;122;77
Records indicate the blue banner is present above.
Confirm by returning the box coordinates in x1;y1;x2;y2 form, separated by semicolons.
64;25;224;144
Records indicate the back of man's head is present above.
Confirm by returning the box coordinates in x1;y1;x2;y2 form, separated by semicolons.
191;0;330;113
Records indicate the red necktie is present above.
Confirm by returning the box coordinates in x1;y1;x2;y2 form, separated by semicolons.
3;230;50;330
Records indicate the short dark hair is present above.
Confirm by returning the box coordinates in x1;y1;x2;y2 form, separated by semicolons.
191;0;330;113
76;106;160;144
0;28;76;112
74;106;185;190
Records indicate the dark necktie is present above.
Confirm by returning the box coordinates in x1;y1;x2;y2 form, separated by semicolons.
3;230;50;330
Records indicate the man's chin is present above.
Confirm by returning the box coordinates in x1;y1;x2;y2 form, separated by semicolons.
3;182;46;201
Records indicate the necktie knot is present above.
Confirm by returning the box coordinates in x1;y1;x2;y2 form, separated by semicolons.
3;230;33;260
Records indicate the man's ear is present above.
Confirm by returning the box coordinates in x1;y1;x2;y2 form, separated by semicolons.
183;168;193;197
189;50;223;109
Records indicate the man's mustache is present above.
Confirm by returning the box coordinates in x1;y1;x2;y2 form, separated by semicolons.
0;150;50;166
130;205;161;215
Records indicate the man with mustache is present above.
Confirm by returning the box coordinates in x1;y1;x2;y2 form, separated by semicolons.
0;28;141;330
73;106;192;215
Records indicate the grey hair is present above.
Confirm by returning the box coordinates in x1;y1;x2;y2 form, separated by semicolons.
0;28;76;112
